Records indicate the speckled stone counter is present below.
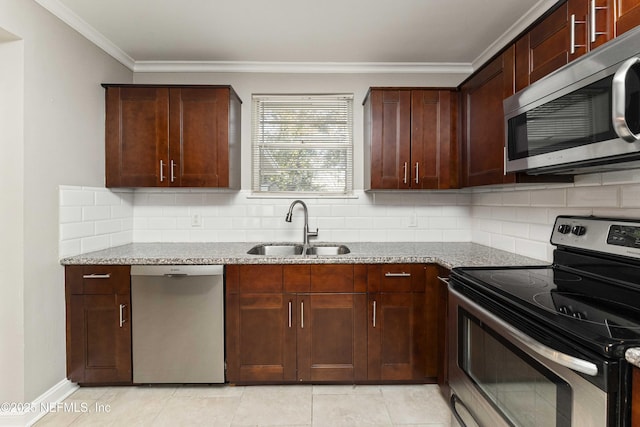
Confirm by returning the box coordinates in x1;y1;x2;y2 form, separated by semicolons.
60;242;547;269
626;348;640;368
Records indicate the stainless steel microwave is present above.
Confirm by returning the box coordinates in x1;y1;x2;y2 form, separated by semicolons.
504;26;640;175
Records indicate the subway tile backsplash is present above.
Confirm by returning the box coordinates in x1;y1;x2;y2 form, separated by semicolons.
59;169;640;262
58;186;134;258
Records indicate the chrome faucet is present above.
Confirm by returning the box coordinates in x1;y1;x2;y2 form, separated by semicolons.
285;200;318;245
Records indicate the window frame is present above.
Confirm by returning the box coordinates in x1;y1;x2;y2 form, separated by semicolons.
251;93;354;196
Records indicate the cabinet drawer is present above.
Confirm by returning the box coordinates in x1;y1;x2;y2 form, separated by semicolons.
368;264;426;292
65;265;130;295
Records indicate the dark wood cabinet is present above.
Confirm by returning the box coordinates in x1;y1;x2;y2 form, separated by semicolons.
65;265;132;385
616;0;640;36
515;0;614;91
226;264;367;384
364;88;458;190
435;265;451;396
460;49;516;187
105;85;241;189
367;264;435;382
633;366;640;425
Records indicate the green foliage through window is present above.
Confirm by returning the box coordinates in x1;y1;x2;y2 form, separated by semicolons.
252;95;354;194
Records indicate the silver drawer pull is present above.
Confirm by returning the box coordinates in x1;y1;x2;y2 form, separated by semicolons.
437;276;450;285
288;301;292;328
385;272;411;277
83;273;111;279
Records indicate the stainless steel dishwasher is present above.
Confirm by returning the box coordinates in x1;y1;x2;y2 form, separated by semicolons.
130;265;224;384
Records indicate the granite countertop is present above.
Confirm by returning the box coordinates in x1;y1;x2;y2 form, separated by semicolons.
60;241;547;269
626;348;640;369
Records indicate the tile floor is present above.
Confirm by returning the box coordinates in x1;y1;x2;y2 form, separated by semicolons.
34;384;459;426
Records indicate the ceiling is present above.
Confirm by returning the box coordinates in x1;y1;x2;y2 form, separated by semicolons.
37;0;557;73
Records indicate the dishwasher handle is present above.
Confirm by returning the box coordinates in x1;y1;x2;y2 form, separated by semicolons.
131;265;224;276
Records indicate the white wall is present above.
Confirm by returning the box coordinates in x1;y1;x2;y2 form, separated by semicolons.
0;29;25;405
0;0;132;404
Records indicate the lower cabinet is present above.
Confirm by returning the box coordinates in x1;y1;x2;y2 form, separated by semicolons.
367;264;427;382
65;265;132;385
226;263;440;384
225;264;368;383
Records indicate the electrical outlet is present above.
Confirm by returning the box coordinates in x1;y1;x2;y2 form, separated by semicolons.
408;213;417;227
191;214;202;228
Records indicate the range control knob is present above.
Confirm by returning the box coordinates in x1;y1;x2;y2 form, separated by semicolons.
572;311;586;320
557;224;572;234
571;225;587;236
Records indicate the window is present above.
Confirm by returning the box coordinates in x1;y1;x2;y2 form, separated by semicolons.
252;94;353;195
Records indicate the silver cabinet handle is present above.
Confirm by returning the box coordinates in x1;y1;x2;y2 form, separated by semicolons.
403;162;408;184
160;160;165;182
372;300;377;328
590;0;597;43
437;276;450;285
570;14;576;54
119;304;126;328
570;14;586;55
613;57;640;142
385;272;411;277
288;301;292;328
300;301;304;329
415;162;419;184
82;273;111;279
170;160;176;182
591;0;608;43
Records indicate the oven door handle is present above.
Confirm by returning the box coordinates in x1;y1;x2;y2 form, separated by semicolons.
451;287;599;377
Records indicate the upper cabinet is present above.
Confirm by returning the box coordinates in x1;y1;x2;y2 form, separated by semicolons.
616;0;640;35
515;0;614;91
460;50;516;187
104;85;241;188
363;88;458;190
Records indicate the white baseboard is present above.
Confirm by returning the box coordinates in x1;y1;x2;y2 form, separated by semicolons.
0;379;78;427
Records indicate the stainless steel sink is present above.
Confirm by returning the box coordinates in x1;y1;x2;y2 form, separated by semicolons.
247;243;304;256
305;244;351;256
247;243;350;256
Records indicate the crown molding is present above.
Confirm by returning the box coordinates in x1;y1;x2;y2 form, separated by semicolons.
133;60;474;74
34;0;135;70
472;0;560;70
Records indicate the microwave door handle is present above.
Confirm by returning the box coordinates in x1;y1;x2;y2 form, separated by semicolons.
612;57;640;142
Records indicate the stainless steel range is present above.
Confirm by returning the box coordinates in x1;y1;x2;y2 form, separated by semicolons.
448;216;640;426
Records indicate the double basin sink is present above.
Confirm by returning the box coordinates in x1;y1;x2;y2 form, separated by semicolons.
247;243;350;256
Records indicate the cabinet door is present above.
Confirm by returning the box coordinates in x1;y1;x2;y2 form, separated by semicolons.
529;2;571;83
411;90;458;189
368;89;412;189
573;0;614;52
616;0;640;35
169;87;231;187
67;293;131;384
105;87;169;187
226;292;296;383
297;293;367;382
367;292;426;381
65;265;131;385
461;49;516;187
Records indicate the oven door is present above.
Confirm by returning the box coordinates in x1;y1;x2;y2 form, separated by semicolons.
448;285;610;427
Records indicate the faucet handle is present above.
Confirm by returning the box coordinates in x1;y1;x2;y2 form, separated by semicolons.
308;228;319;239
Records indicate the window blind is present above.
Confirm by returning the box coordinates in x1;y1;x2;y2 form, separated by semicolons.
252;94;353;194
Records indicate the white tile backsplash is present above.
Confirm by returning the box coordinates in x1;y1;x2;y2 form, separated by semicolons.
59;168;640;262
59;186;134;258
470;169;640;261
